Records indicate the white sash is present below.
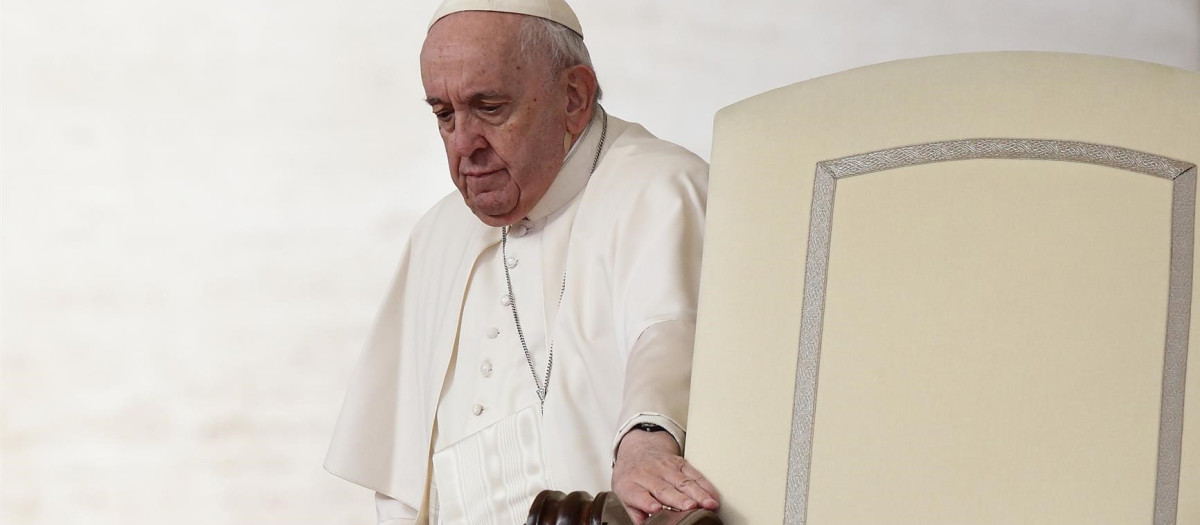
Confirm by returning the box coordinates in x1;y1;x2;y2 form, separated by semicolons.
431;405;550;525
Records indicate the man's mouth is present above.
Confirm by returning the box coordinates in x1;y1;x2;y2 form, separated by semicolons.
461;168;504;177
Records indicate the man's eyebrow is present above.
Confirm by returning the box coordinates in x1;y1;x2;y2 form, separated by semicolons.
469;91;506;102
424;92;508;106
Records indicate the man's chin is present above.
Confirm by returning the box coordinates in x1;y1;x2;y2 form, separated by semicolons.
462;192;516;226
471;205;522;227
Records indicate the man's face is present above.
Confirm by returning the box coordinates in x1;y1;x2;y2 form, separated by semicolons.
421;12;569;227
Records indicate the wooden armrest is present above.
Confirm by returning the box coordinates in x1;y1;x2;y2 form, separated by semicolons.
642;508;721;525
527;490;722;525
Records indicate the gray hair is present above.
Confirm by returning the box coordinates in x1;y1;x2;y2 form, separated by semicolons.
518;16;603;102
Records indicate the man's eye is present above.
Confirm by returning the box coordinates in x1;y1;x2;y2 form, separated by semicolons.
435;110;453;122
479;105;501;114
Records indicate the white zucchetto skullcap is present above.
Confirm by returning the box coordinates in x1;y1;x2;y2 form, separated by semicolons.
429;0;584;38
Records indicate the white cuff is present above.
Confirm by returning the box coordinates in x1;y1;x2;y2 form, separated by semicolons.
611;412;687;461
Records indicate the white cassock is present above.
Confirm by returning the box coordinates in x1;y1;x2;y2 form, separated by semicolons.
325;110;708;524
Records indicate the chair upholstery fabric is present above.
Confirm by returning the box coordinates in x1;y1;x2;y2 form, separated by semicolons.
686;52;1200;525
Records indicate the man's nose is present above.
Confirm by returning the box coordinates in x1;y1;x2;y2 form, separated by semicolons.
450;115;488;157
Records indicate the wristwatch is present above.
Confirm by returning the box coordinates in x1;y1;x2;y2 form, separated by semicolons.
633;422;667;433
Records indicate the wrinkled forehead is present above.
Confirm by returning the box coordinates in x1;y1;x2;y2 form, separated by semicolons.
420;12;545;100
421;10;555;95
422;11;524;64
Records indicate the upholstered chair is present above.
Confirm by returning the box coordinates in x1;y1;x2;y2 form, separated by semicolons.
532;52;1200;525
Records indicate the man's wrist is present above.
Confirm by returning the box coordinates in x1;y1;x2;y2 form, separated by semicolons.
611;413;687;463
616;423;680;460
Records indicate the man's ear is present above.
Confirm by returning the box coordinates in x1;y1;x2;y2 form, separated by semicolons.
563;65;598;136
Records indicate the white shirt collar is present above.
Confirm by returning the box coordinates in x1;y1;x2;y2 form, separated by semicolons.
523;108;606;224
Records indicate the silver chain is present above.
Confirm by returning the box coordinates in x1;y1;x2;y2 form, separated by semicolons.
501;107;608;411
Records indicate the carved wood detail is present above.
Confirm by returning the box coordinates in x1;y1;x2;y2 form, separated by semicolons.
526;490;722;525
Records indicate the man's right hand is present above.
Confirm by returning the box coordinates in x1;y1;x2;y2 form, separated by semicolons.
611;429;720;524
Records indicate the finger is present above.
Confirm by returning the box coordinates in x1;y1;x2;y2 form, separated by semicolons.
623;504;648;525
671;477;718;510
643;481;700;511
657;466;711;508
680;464;721;509
619;485;665;515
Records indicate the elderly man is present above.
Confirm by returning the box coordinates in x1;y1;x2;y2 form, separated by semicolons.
325;1;718;523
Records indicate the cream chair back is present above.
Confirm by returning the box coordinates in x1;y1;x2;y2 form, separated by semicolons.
687;52;1200;525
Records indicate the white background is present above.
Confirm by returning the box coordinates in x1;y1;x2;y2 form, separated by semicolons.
2;1;1197;523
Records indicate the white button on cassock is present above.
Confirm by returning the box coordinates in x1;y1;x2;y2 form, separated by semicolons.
486;327;499;339
480;361;493;377
505;257;518;269
501;294;512;306
472;404;484;416
510;224;528;237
